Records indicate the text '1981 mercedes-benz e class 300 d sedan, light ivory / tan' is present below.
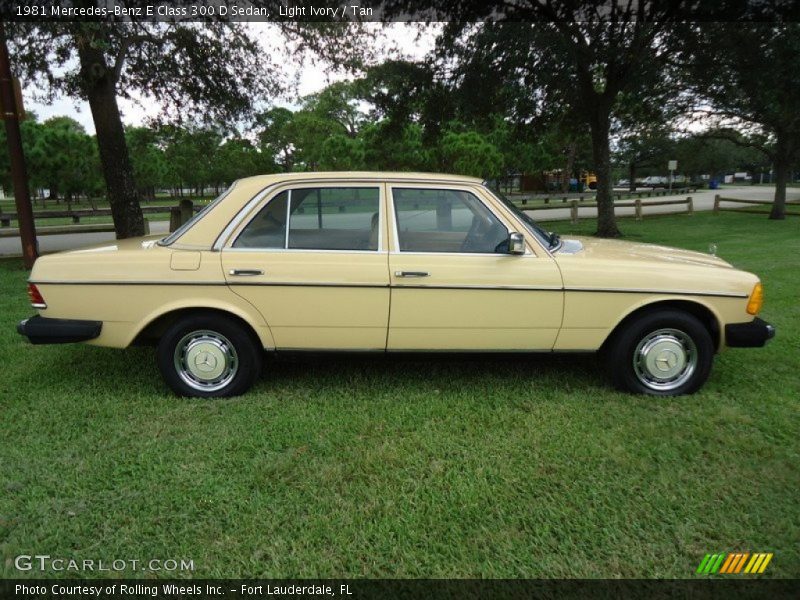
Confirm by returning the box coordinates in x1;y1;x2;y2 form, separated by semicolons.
17;172;775;398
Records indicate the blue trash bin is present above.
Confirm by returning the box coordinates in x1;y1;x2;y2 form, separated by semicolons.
709;179;719;190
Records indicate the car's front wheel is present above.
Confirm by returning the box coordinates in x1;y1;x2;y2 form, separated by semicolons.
157;313;262;398
605;309;714;396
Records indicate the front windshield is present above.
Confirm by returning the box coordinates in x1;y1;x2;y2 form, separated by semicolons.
158;184;234;246
483;184;560;250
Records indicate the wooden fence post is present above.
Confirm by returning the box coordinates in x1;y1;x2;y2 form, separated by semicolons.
570;200;578;224
169;207;181;232
687;196;694;215
179;199;193;225
635;198;642;221
713;194;720;214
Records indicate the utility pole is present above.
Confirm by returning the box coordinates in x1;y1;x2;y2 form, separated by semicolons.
0;21;38;269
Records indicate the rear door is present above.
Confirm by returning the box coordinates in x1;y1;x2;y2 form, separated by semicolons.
220;183;390;350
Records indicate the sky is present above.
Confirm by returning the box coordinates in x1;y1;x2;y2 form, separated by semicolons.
23;23;438;134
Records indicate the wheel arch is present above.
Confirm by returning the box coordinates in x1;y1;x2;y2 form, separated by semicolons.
131;306;272;349
602;299;722;352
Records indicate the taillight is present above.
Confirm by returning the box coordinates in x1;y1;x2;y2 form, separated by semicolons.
27;283;47;309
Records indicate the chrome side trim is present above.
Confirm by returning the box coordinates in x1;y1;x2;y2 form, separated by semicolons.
388;251;535;258
564;287;748;298
27;280;748;298
224;248;383;255
29;280;228;286
229;282;388;288
393;284;562;291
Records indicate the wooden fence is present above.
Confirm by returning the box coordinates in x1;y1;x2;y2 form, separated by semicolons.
712;195;800;216
513;186;699;206
515;196;694;224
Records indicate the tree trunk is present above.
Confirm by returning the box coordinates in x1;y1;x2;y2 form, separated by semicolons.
629;162;636;192
589;106;621;238
563;142;576;193
76;28;144;238
770;135;789;220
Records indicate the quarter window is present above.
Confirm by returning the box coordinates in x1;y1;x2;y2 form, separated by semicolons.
234;187;380;251
233;191;287;249
392;188;509;253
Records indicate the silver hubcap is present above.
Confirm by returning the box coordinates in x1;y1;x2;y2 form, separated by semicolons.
633;328;697;391
174;330;238;392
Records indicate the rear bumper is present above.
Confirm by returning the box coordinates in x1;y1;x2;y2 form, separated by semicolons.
725;317;775;348
17;315;102;345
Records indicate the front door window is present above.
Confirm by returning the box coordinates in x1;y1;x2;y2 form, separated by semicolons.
393;188;508;253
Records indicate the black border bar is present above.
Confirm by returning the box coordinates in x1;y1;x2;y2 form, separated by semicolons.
3;0;800;23
3;579;800;600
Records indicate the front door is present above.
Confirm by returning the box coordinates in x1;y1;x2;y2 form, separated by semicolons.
221;184;390;350
387;185;563;350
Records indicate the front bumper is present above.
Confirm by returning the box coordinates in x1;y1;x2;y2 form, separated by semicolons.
725;317;775;348
17;315;102;345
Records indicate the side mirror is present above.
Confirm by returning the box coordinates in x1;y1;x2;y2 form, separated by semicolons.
508;232;525;255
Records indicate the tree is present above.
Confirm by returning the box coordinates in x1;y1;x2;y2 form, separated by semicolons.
680;23;800;219
257;108;297;172
1;114;102;207
360;121;433;171
673;133;768;183
439;129;503;180
9;14;283;237
614;128;675;191
161;125;222;197
212;137;268;186
126;126;168;202
319;134;365;170
418;0;695;237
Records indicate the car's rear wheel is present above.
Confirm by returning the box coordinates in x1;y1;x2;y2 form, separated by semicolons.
605;309;714;396
157;313;262;398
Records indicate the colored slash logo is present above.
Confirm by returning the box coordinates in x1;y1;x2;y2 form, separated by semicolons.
696;552;773;574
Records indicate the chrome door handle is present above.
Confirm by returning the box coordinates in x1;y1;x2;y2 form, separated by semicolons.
229;269;264;276
395;271;429;277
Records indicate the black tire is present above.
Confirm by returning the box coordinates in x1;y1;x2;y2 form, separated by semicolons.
605;309;714;396
157;313;262;398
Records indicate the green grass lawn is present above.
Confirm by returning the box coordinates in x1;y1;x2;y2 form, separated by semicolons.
0;212;797;579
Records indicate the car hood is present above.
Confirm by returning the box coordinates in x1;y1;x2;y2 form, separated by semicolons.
555;236;733;269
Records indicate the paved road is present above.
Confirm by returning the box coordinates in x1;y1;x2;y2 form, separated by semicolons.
1;186;796;257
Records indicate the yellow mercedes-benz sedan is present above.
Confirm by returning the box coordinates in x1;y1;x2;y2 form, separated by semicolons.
17;172;774;397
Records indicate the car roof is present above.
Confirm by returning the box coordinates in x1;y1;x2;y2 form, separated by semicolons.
235;171;484;186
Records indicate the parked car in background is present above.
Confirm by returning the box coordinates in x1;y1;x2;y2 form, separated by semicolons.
18;172;774;398
642;176;669;188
